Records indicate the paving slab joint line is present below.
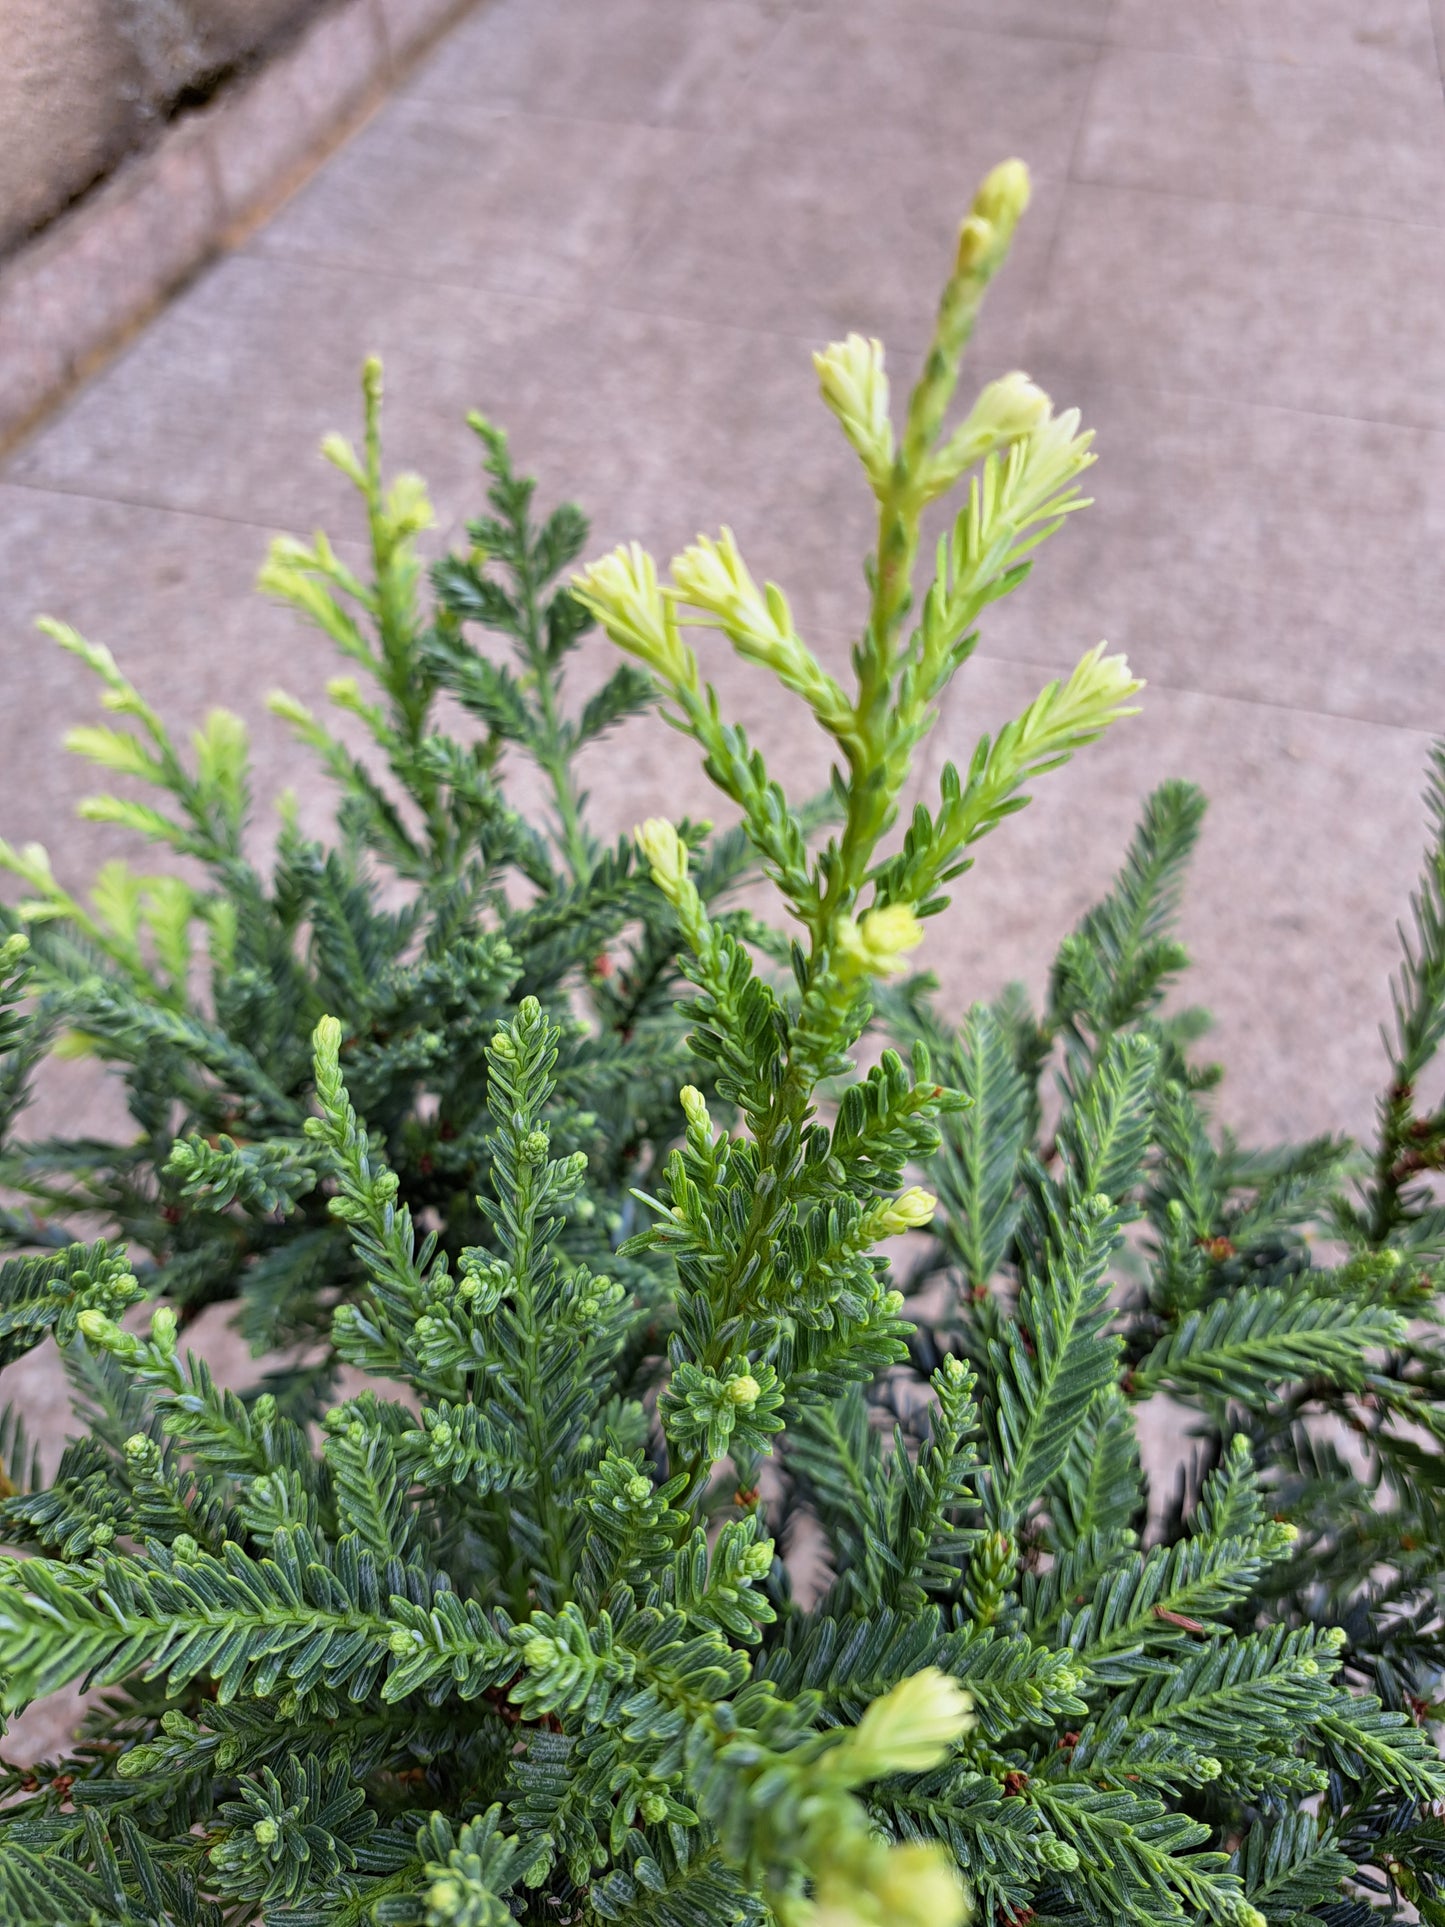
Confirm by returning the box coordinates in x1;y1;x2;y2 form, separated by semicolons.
0;0;487;464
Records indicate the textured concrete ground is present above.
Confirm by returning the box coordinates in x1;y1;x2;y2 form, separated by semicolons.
1;0;1444;1750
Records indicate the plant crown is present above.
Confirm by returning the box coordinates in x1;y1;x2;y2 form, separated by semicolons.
0;159;1441;1927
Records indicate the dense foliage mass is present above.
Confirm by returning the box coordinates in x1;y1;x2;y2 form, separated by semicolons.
0;159;1442;1927
0;370;747;1416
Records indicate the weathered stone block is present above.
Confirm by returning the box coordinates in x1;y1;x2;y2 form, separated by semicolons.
0;0;146;256
0;119;220;440
124;0;327;90
208;0;387;223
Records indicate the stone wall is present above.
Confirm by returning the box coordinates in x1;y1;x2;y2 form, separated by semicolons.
0;0;330;258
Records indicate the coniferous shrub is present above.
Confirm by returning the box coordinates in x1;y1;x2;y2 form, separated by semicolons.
889;758;1445;1922
0;158;1442;1927
0;369;746;1416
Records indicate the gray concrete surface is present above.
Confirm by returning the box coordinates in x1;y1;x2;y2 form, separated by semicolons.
1;0;1444;1752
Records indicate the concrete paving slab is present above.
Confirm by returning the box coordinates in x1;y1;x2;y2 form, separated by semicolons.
402;0;789;125
915;658;1434;1146
945;379;1445;727
256;94;698;304
0;370;857;871
741;10;1099;149
4;251;579;532
1078;44;1445;221
608;124;1061;356
0;483;358;867
790;0;1112;42
1106;0;1438;73
4;255;879;670
1029;183;1445;430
